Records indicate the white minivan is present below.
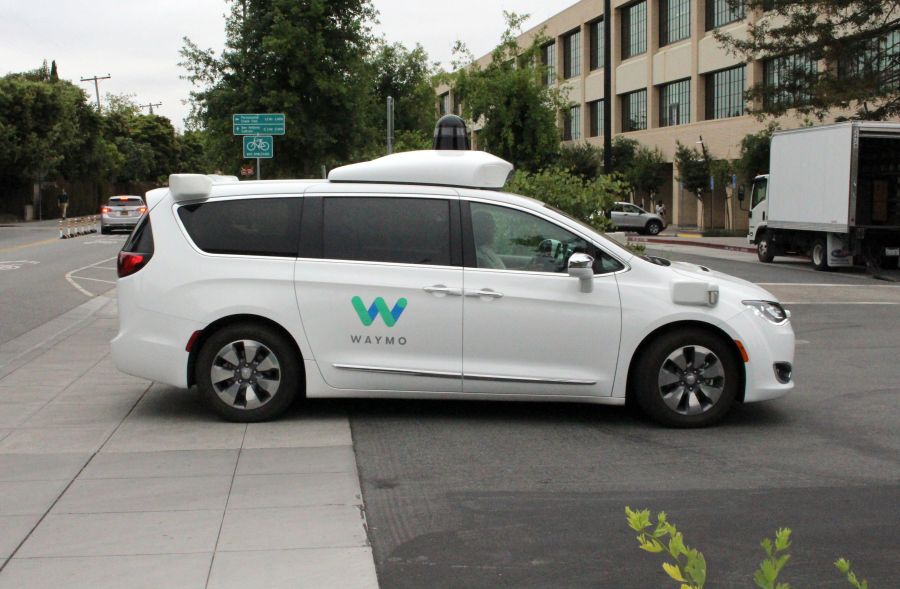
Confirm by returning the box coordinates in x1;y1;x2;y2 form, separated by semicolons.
112;150;794;427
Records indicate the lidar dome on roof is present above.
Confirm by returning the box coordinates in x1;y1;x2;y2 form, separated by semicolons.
327;150;514;189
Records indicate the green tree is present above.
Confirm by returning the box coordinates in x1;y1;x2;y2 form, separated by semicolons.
674;141;710;198
451;12;566;172
504;167;629;231
602;136;639;174
370;41;435;137
735;122;779;184
558;142;602;180
715;1;900;120
180;0;379;176
626;145;668;203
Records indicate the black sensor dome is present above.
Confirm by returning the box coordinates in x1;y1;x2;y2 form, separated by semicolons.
433;115;470;150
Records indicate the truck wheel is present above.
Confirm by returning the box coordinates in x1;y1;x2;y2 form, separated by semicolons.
195;323;302;422
646;221;663;235
757;234;775;263
633;328;739;428
811;238;831;271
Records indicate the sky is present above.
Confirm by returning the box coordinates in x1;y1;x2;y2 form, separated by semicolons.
2;0;569;131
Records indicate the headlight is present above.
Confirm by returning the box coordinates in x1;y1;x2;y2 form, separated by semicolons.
742;300;790;325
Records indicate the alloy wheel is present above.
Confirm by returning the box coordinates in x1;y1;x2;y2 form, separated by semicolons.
657;345;725;416
210;339;281;410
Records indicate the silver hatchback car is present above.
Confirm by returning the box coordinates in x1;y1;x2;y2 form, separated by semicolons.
609;202;666;235
101;196;146;234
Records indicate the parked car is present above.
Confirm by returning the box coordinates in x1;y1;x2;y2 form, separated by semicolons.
608;202;666;235
101;196;146;234
111;151;793;428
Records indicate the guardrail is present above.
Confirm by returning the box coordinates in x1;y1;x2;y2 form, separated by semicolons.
59;216;99;239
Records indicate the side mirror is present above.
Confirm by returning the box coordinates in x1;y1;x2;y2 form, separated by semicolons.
737;185;746;202
567;253;594;293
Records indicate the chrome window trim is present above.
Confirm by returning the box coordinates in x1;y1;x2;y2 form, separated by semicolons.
333;364;596;385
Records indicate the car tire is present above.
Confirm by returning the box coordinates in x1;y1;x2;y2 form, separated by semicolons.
811;237;830;271
195;322;302;422
633;328;740;428
646;221;662;236
100;225;110;235
757;233;775;263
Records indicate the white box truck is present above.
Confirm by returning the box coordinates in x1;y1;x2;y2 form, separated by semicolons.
746;122;900;270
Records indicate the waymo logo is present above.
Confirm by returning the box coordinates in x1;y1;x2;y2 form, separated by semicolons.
351;296;407;327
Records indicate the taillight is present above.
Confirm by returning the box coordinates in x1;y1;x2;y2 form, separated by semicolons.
138;207;147;214
101;206;110;214
117;251;152;278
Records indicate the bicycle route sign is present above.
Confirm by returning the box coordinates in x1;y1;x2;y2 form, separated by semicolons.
243;135;274;159
232;113;285;135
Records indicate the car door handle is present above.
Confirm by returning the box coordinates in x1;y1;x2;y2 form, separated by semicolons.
465;288;504;299
423;285;462;296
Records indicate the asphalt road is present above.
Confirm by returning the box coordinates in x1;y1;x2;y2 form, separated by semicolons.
351;247;900;588
0;220;126;345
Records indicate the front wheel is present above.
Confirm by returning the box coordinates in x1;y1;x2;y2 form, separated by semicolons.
633;328;740;427
757;234;775;263
646;221;662;236
195;323;301;422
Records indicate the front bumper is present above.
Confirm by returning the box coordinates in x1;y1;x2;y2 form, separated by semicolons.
731;307;795;403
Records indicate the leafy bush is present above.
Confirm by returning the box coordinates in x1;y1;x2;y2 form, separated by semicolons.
504;167;630;231
557;142;602;180
625;507;871;589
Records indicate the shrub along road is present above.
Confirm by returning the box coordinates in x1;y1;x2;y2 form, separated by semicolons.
350;248;899;588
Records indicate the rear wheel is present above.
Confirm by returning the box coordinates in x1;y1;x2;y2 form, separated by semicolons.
100;225;110;235
811;237;830;271
646;221;663;235
633;328;740;428
757;233;775;263
195;323;301;422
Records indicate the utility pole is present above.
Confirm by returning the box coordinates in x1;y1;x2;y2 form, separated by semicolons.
79;74;111;111
602;0;612;174
386;96;395;154
139;102;162;115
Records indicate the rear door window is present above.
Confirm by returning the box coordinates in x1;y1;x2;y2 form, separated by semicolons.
177;197;302;257
109;197;143;207
322;197;452;266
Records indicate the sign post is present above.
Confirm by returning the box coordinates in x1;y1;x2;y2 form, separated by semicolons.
232;114;285;180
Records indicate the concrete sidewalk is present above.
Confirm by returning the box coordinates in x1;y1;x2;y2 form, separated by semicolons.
0;293;377;588
627;233;758;254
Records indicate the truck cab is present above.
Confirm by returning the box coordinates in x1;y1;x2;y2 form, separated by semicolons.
747;175;768;246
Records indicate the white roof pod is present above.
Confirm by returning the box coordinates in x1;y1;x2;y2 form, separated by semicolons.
169;174;240;202
328;150;514;189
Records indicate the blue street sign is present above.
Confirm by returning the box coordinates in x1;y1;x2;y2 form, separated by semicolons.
243;135;274;159
233;113;285;135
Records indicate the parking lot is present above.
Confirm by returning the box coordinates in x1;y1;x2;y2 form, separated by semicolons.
1;225;898;588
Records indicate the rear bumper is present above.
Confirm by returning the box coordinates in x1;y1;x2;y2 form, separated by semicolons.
102;214;141;227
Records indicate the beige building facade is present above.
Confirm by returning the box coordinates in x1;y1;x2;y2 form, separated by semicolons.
437;0;897;230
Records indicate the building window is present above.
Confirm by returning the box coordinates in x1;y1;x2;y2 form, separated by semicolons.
621;89;647;131
659;0;690;46
563;29;582;78
542;42;557;86
438;92;451;116
659;79;691;126
589;100;605;137
840;29;900;92
621;1;647;60
763;53;818;109
563;105;582;140
705;65;745;119
590;19;605;70
706;0;744;30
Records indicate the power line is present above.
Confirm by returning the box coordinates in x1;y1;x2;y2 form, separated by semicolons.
79;74;111;110
139;102;163;115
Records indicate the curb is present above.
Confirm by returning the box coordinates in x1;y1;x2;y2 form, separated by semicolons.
628;236;757;254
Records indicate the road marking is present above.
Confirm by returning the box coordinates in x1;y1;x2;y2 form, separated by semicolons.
0;260;39;271
781;301;900;305
758;283;899;287
0;237;59;254
65;256;117;297
69;275;117;284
